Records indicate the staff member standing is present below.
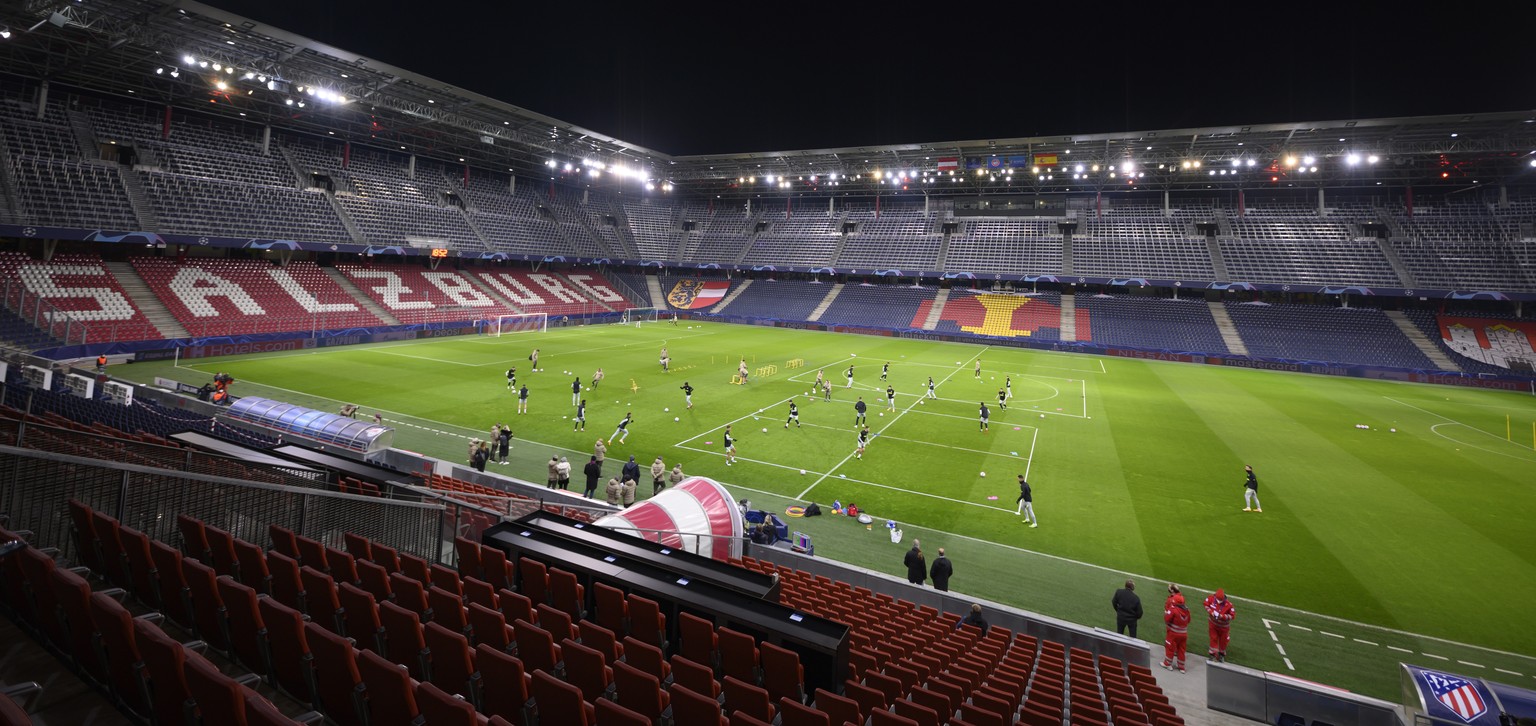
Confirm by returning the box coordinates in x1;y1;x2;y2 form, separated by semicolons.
903;540;926;586
1112;580;1143;638
1017;475;1036;527
1242;465;1262;512
929;548;953;592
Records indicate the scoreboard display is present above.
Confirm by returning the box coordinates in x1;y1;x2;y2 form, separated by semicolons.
430;248;450;258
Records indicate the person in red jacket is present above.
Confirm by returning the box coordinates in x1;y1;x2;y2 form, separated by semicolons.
1204;588;1236;662
1162;593;1191;673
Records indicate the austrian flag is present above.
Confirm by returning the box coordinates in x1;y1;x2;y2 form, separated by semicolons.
937;158;959;172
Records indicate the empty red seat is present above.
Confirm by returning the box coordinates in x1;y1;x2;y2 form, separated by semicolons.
778;696;831;726
548;568;584;619
134;618;193;726
474;644;530;725
117;525;161;609
258;596;314;701
623;592;666;647
87;591;150;717
813;688;862;726
595;697;651;726
621;635;669;681
530;669;594;725
295;535;329;573
305;620;367;726
268;524;299;561
577;620;624;666
718;627;760;685
177;514;211;564
670;654;720;699
417;681;480;726
357;559;393;604
379;600;430;680
232;538;271;595
149;540;192;628
301;566;346;635
180;558;227;651
357;648;422;726
561;636;614;703
668;682;727;726
424;621;482;706
468;602;512;653
389;572;430;620
593;581;627;636
216;575;267;674
517;557;548;605
337;581;386;653
678;611;718;668
512;618;561;676
183;650;248;725
723;675;775;723
204;526;239;579
267;551;306;612
613;659;668;724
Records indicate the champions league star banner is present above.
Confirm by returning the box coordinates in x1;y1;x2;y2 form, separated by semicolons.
1405;666;1500;725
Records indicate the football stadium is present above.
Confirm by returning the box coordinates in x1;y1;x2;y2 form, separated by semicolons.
0;2;1532;725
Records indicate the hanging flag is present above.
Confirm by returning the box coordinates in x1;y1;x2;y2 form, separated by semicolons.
1033;154;1059;167
667;280;730;309
937;158;959;171
987;157;1005;169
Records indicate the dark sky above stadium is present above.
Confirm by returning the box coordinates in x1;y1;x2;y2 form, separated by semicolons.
211;1;1534;157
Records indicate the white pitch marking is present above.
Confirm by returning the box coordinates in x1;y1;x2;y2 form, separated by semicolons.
1261;619;1295;671
1458;661;1485;669
1388;646;1413;654
1353;639;1378;647
1320;631;1344;639
1288;624;1312;632
796;347;988;500
1496;668;1524;677
794;421;1032;460
1424;653;1448;661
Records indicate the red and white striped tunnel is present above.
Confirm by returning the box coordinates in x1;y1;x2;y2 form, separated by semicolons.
594;476;743;561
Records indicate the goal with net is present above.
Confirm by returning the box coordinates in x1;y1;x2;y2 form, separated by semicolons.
481;312;548;337
619;307;660;326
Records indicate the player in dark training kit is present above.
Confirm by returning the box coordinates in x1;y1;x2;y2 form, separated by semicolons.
785;401;800;428
854;398;867;426
680;382;694;410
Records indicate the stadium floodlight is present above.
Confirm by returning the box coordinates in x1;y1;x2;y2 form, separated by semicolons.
198;60;208;68
212;62;221;70
284;98;293;105
645;182;654;191
1367;155;1379;164
1310;166;1318;172
1075;164;1084;173
1091;165;1100;172
1;28;12;39
1247;159;1257;167
215;81;227;90
1302;155;1315;165
170;69;179;78
224;66;233;74
1232;159;1241;167
545;159;556;168
1181;161;1190;169
565;163;574;172
155;67;164;74
1346;154;1361;166
183;54;195;64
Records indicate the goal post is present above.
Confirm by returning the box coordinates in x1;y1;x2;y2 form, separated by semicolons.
619;307;660;326
481;312;548;337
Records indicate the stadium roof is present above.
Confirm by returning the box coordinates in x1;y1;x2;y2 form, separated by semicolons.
2;0;1535;200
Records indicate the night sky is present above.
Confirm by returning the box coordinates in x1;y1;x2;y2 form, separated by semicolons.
210;1;1534;156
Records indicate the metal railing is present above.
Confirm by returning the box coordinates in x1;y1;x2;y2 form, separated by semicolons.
0;445;444;566
2;280;86;347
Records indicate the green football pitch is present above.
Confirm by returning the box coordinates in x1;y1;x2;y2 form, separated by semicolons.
115;320;1536;699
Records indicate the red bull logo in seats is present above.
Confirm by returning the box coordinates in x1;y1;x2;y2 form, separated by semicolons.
913;293;1090;339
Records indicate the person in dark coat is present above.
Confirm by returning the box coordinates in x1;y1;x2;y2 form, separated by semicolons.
496;426;512;464
903;540;926;586
582;456;602;498
470;442;489;473
930;548;954;592
958;603;990;636
621;456;641;487
1112;579;1144;638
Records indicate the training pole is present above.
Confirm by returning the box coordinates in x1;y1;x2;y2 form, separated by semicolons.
1508;415;1512;441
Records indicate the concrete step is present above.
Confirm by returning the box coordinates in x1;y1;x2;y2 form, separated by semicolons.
921;288;950;331
1059;292;1077;342
1206;238;1229;280
646;274;666;308
1206;300;1249;356
1384;310;1460;372
807;283;843;322
322;267;400;325
713;279;752;313
102;261;189;339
